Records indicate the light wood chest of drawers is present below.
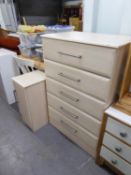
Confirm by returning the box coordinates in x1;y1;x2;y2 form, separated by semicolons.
43;32;130;157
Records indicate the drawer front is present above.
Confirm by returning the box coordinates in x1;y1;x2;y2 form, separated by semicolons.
100;146;131;175
46;78;106;120
49;106;97;157
45;60;110;101
106;117;131;145
47;93;101;137
103;133;131;163
44;38;117;78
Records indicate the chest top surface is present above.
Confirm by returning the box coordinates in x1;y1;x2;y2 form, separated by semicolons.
105;107;131;127
42;32;131;49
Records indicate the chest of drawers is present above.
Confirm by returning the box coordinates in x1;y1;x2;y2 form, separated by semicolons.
43;32;130;157
97;107;131;175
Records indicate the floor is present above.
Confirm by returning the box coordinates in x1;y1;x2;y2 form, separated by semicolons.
0;97;115;175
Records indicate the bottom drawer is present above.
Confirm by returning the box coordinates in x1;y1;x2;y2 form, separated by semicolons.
100;146;131;175
49;106;97;157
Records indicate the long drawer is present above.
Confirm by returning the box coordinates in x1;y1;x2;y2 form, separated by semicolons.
45;60;111;102
46;78;106;120
100;146;131;175
106;117;131;145
49;106;97;157
47;93;101;137
44;38;117;78
103;133;131;163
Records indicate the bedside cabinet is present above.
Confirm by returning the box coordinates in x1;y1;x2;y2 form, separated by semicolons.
97;107;131;175
12;71;48;131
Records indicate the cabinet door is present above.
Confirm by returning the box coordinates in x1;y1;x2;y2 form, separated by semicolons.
14;82;33;128
25;82;48;131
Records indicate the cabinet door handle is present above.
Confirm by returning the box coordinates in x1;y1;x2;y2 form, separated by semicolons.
13;90;18;103
60;106;79;119
58;72;81;82
59;91;79;102
111;159;117;165
115;146;122;153
60;120;77;134
58;51;82;59
120;131;127;138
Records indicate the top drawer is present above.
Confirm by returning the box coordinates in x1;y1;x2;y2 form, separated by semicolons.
106;117;131;145
44;39;117;78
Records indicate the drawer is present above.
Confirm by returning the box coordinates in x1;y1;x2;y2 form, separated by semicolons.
106;117;131;145
46;78;106;120
49;106;97;157
45;60;111;102
100;146;131;175
103;133;131;163
47;93;101;137
44;38;117;78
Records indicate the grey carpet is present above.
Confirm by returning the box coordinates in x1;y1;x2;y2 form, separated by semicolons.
0;97;115;175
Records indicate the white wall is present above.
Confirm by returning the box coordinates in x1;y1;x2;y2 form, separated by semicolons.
96;0;124;34
83;0;131;36
0;8;5;28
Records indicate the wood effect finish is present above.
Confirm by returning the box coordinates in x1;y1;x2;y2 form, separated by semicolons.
43;32;131;49
119;44;131;99
49;106;97;157
114;93;131;115
96;113;107;165
45;59;111;102
13;71;48;131
47;92;101;137
46;78;106;120
44;38;126;78
44;32;130;158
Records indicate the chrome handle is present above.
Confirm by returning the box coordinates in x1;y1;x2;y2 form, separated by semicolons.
58;73;81;82
111;159;117;165
60;106;79;119
60;91;79;102
120;131;127;138
60;120;77;134
115;146;122;153
58;51;82;59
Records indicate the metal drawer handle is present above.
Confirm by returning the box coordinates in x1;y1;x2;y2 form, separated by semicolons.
111;159;117;165
59;91;79;102
115;146;122;153
58;72;81;83
60;120;77;134
60;106;79;119
120;131;127;138
58;51;82;59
